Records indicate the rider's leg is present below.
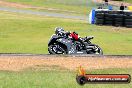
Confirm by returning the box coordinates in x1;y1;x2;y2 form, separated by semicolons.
78;38;87;49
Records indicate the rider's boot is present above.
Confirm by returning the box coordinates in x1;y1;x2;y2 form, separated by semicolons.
78;38;87;50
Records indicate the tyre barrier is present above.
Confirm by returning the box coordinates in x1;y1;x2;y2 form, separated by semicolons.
94;10;132;28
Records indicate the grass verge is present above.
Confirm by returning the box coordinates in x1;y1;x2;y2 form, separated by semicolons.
124;0;132;4
0;67;131;88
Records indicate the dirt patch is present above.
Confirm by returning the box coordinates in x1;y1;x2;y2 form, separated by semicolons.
0;1;78;13
0;1;31;8
0;56;132;71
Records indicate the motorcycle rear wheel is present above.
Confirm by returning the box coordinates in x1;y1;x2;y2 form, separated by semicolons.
87;44;103;55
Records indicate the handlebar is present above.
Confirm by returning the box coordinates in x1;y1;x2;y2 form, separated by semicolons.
83;36;94;41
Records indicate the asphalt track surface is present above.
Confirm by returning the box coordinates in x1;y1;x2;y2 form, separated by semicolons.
0;53;132;58
0;7;86;20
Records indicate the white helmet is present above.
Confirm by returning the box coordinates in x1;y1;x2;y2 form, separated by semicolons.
55;27;64;35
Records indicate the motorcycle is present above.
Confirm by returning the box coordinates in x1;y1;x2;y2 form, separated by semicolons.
48;31;103;55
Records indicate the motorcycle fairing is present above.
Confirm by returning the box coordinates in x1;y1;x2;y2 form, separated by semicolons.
57;38;87;54
48;34;59;46
56;38;75;54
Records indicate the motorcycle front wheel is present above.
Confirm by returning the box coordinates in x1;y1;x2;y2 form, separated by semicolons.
48;43;67;54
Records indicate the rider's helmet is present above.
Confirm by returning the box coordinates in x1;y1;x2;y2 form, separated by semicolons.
55;27;64;35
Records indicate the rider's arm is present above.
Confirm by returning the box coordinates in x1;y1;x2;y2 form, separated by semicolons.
65;31;71;36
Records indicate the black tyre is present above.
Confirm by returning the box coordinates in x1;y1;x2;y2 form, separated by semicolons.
95;18;104;22
125;19;132;22
105;14;114;18
95;19;104;25
48;43;67;54
105;21;113;25
115;14;124;18
95;11;105;14
105;23;113;26
125;22;132;25
115;18;123;22
115;23;123;26
104;17;113;21
124;12;132;15
124;16;132;19
105;24;113;26
96;15;104;19
126;25;132;28
86;44;103;55
96;13;104;16
96;13;104;17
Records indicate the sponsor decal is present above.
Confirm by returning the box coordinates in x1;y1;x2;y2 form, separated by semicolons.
76;66;131;85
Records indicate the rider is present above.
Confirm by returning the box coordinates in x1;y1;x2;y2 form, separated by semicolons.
55;27;86;49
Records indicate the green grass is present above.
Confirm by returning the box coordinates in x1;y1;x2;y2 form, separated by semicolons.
125;0;132;4
112;0;132;4
123;0;132;4
0;11;132;55
0;67;132;88
3;0;97;15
